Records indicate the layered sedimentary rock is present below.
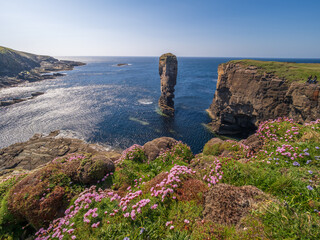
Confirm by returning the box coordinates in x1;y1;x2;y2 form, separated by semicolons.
158;53;178;116
208;61;320;135
0;130;120;171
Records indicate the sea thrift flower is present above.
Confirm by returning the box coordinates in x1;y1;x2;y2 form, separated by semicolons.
150;204;158;209
91;222;100;228
184;219;190;224
170;225;174;230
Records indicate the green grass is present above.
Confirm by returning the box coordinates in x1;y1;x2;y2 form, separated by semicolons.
1;119;320;239
230;59;320;83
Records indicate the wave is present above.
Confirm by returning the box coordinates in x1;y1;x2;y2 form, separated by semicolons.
138;99;153;105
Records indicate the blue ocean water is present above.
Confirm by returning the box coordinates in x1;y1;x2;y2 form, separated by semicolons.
0;57;320;153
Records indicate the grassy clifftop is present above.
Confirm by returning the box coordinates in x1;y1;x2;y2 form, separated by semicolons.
0;118;319;239
0;46;54;77
230;59;320;82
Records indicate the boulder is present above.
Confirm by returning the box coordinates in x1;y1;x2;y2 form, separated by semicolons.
203;184;266;225
8;153;115;228
78;155;115;184
143;137;177;161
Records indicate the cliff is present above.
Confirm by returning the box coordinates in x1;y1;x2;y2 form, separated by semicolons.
208;60;320;135
158;53;178;116
0;46;85;88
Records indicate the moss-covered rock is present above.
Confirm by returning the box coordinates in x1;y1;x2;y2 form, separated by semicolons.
7;153;115;229
203;184;268;225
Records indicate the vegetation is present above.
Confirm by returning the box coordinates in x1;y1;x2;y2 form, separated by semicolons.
0;119;319;239
230;59;320;82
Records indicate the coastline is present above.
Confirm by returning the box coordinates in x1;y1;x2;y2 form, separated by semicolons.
0;60;85;107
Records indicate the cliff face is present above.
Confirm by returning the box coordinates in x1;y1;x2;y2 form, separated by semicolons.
158;53;178;116
208;61;320;135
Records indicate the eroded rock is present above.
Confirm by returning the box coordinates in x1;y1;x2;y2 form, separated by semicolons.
143;137;177;161
158;53;178;116
8;153;115;228
203;184;266;225
0;131;121;171
208;62;320;136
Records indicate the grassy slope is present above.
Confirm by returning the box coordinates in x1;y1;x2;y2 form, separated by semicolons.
230;59;320;83
0;46;55;77
0;119;320;239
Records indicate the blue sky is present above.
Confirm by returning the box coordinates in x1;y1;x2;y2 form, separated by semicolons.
0;0;319;57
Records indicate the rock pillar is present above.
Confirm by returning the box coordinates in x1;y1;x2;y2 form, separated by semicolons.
158;53;178;116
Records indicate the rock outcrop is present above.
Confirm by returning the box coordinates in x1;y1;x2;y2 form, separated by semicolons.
0;131;120;172
208;61;320;135
0;92;44;107
0;46;85;88
143;137;177;161
158;53;178;116
203;184;266;225
8;153;115;228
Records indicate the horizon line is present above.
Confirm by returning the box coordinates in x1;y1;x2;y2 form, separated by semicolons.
55;55;320;59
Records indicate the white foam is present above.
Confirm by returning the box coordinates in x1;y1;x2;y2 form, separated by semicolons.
138;99;153;105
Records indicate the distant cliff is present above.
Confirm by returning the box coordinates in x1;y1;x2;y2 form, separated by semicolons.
208;60;320;135
0;46;85;88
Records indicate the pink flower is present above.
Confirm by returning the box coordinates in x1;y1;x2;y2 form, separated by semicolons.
131;210;136;220
91;222;100;228
170;225;174;230
184;219;190;224
150;204;158;209
71;236;76;240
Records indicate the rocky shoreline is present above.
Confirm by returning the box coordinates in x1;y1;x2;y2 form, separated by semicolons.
0;59;85;89
0;46;85;89
0;130;121;173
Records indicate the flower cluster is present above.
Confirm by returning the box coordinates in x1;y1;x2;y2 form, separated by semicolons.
35;186;107;240
97;172;113;184
150;165;196;201
156;142;193;164
116;144;146;164
202;158;223;187
257;117;301;142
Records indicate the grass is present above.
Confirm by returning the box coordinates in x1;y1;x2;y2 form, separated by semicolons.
230;59;320;83
1;118;320;239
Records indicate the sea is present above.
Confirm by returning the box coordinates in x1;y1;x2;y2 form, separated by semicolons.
1;57;320;153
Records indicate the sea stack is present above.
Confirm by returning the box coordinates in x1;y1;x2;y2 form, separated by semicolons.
158;53;178;116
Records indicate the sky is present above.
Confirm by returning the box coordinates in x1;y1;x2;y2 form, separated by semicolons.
0;0;320;58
